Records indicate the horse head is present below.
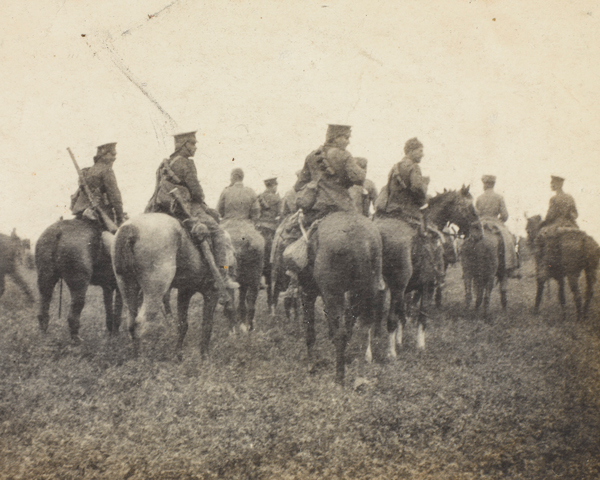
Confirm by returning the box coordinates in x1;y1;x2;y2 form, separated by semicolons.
525;214;543;245
428;186;478;234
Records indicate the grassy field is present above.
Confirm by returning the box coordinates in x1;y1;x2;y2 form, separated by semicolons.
0;260;599;479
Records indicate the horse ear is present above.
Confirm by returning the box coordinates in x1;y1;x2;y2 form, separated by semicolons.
524;212;529;220
444;188;447;192
465;185;470;194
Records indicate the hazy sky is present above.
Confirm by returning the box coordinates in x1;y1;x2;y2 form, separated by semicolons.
2;0;599;241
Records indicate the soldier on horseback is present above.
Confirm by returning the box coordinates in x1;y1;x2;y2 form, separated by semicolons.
540;175;578;230
146;131;239;293
256;177;282;231
475;175;519;276
375;137;429;227
535;175;580;272
70;142;125;228
217;168;261;222
279;124;373;294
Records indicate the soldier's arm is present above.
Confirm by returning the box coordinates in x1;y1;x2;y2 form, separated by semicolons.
183;160;205;204
250;194;261;222
569;196;578;220
409;164;428;204
217;190;226;218
102;169;124;223
544;196;557;223
499;196;509;223
367;180;378;204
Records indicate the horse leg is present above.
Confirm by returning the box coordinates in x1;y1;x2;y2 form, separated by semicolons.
474;280;484;312
199;290;220;360
464;275;473;309
499;276;508;311
386;289;404;359
301;287;318;360
265;264;274;316
238;284;250;333
102;286;116;334
567;275;582;321
583;268;596;318
10;270;35;302
534;278;545;315
65;284;88;342
246;285;259;332
114;290;123;333
557;277;567;321
416;286;429;350
323;291;347;385
36;272;59;333
175;288;193;361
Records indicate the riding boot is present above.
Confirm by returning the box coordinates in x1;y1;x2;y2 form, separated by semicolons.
212;229;240;290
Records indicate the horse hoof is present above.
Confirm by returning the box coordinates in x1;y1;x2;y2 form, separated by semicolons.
71;335;83;345
240;323;249;334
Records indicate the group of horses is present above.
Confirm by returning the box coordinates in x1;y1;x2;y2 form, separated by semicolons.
16;186;598;385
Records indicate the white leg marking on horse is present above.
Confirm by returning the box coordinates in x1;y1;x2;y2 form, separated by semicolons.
396;323;403;347
388;331;397;359
240;323;249;334
365;328;373;363
417;324;425;349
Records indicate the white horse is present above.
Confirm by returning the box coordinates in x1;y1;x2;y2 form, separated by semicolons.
112;213;220;358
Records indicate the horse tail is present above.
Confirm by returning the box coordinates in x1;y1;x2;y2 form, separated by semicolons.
113;223;139;277
35;222;63;272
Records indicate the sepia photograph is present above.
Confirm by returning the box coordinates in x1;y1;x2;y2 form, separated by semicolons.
1;0;599;478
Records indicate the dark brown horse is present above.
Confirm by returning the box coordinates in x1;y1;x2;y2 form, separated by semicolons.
299;211;382;385
0;230;35;301
526;215;600;320
371;186;478;359
460;221;505;318
35;219;122;339
222;219;264;332
112;213;219;358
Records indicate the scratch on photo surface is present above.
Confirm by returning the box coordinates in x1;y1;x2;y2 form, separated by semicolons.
122;0;180;36
96;36;178;131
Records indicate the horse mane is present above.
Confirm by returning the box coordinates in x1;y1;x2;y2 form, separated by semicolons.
428;185;472;207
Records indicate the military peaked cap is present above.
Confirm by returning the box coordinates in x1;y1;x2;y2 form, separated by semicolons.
96;143;117;156
264;177;278;187
481;175;496;184
326;124;352;144
173;131;197;149
551;175;565;183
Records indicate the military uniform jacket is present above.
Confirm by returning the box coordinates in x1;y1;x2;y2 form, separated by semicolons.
476;189;509;224
294;145;365;214
146;154;206;216
379;157;428;219
217;182;260;221
256;191;282;230
349;178;378;217
71;160;124;224
544;191;578;228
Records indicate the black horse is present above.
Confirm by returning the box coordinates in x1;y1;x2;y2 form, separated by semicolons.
35;219;122;339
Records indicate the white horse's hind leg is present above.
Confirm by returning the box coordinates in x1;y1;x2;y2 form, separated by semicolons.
365;327;373;363
417;323;425;349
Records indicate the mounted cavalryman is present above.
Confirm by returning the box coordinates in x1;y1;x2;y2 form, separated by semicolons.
375;137;430;228
476;175;519;276
146;131;239;294
70;142;125;228
217;168;261;222
256;177;282;231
